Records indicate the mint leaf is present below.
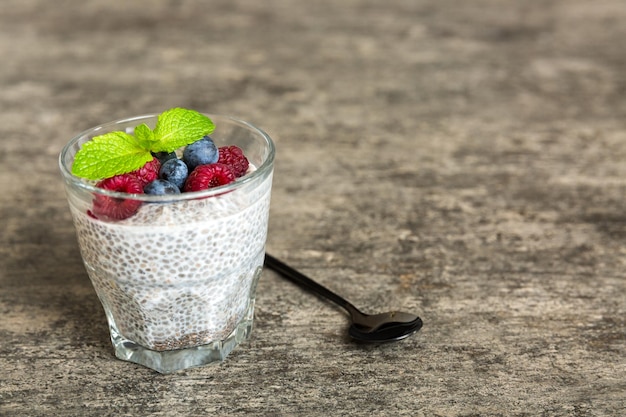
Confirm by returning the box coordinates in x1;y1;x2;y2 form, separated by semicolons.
134;123;155;149
72;131;153;180
70;108;216;180
151;108;215;153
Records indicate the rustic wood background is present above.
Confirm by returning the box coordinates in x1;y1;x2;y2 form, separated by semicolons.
1;0;625;415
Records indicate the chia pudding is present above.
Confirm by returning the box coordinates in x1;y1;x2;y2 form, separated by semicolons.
60;112;275;372
69;167;272;350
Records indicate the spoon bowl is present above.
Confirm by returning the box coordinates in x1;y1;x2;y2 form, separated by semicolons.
349;317;423;343
264;254;423;343
348;310;423;343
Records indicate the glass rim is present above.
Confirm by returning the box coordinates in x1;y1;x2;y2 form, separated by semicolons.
59;113;275;202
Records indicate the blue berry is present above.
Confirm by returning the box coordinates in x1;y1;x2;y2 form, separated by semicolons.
152;151;178;164
159;158;189;190
183;136;218;171
144;179;181;195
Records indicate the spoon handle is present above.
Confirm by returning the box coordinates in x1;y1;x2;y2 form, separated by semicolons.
264;253;356;314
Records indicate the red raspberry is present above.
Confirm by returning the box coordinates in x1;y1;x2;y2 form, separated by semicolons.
184;163;236;192
131;157;161;186
92;174;144;220
218;146;249;178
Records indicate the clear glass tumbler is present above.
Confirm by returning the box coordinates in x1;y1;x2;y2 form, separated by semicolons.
59;114;274;373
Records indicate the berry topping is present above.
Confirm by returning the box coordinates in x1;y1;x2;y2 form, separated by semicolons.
183;136;219;171
218;145;249;178
144;179;181;195
184;163;236;192
159;158;189;190
131;157;161;186
92;174;144;220
71;109;257;221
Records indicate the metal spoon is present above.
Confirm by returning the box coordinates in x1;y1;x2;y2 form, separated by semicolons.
264;254;423;343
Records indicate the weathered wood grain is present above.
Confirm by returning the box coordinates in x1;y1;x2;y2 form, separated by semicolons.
1;0;624;415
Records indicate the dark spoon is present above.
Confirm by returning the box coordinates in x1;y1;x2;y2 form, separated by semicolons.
264;254;423;343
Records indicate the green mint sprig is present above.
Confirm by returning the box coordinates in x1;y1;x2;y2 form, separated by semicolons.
71;108;215;180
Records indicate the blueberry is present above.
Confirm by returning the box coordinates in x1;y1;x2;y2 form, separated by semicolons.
159;158;189;190
183;136;218;170
152;151;178;164
144;179;181;195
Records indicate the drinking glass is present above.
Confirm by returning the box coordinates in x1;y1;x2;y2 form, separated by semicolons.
60;114;274;373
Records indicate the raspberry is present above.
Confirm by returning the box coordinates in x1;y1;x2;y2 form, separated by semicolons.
92;174;144;220
131;157;161;186
218;145;249;178
184;163;236;192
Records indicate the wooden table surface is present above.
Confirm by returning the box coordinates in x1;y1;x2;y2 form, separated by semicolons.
1;1;625;416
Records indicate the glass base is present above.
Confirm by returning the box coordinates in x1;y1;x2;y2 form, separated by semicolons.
109;302;255;374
